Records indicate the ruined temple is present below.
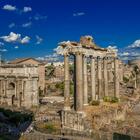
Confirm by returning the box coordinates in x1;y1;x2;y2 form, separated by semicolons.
56;35;120;131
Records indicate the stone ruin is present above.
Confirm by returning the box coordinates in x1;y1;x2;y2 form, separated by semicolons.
56;35;120;131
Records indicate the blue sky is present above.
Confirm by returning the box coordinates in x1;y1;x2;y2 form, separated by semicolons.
0;0;140;61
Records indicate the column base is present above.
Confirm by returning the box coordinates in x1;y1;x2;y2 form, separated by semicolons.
63;106;71;111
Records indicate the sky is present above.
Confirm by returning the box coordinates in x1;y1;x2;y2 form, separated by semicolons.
0;0;140;61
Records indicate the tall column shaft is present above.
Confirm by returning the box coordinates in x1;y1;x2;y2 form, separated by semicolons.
114;58;119;98
83;56;88;105
91;57;96;100
64;54;70;110
103;57;108;97
97;57;103;100
75;53;83;112
4;80;7;96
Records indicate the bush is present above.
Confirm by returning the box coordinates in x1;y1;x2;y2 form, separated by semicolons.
110;97;119;103
103;96;119;103
90;100;100;106
44;123;56;133
123;76;129;83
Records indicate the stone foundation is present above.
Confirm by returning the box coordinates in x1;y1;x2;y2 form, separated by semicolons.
61;110;86;131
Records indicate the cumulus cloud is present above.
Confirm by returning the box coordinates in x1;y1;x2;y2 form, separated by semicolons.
2;4;16;11
22;22;32;28
21;36;30;44
0;32;30;44
0;32;21;43
8;23;15;28
36;35;43;44
23;7;32;13
128;39;140;48
73;12;85;17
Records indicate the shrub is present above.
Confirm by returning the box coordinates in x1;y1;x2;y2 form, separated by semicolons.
123;76;129;83
103;96;111;102
110;97;119;103
103;96;119;103
44;123;56;133
90;100;100;106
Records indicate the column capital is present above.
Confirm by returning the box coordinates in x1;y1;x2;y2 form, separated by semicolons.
103;56;109;60
90;56;96;59
64;53;70;57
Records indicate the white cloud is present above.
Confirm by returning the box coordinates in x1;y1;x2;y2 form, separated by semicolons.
0;32;30;44
23;7;32;13
36;53;60;62
15;46;19;49
0;49;7;52
2;4;16;11
119;52;130;57
107;45;118;52
128;39;140;48
21;36;30;44
73;12;85;17
8;23;15;28
22;22;32;28
36;35;43;44
33;14;47;20
0;42;4;47
0;32;21;43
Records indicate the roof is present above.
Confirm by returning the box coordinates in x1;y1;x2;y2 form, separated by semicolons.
9;57;42;64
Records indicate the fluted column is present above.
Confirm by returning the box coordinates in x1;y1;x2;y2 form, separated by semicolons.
83;55;88;105
97;57;103;100
64;54;70;110
114;57;119;98
103;57;108;97
91;56;96;100
75;52;83;112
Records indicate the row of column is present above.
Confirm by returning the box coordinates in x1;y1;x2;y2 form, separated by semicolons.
64;53;120;112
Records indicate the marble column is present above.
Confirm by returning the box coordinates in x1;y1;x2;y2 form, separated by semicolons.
114;57;119;98
64;54;70;110
91;56;96;100
97;57;103;100
83;55;88;105
75;52;83;112
103;57;108;97
4;79;7;97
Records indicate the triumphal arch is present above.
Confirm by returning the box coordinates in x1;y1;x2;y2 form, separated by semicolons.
0;64;39;108
56;35;120;131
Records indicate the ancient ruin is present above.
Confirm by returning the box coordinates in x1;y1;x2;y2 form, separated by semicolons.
0;64;39;108
56;35;120;131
